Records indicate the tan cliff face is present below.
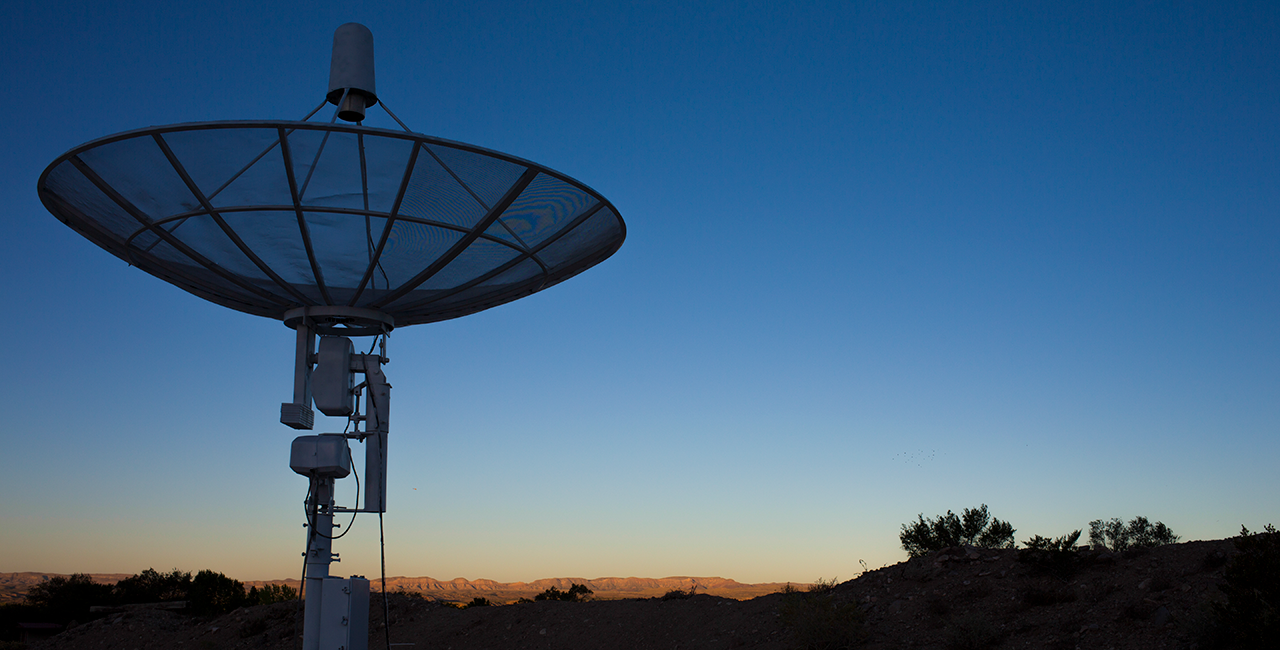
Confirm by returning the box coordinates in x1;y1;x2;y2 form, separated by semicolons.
371;576;797;601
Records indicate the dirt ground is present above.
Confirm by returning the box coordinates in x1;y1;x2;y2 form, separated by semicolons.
34;538;1241;650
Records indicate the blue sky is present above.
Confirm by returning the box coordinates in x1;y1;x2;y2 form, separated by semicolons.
2;0;1277;584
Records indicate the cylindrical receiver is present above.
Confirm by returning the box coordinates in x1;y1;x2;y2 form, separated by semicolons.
327;23;377;122
337;92;367;122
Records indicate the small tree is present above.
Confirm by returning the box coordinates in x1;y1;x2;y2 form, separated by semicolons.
113;568;192;604
900;504;1016;557
24;574;115;625
1088;516;1178;552
187;570;246;615
248;583;298;605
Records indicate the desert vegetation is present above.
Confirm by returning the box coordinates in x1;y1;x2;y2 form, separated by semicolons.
898;504;1017;557
1197;524;1280;649
0;567;296;642
900;506;1183;558
778;578;864;650
1088;516;1180;552
7;515;1280;649
660;585;698;600
533;583;593;602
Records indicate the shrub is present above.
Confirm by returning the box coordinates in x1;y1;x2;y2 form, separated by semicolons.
246;583;298;605
23;574;115;625
1019;530;1084;579
1210;524;1280;648
534;583;593;602
188;570;246;616
779;578;863;650
113;568;192;604
1023;530;1081;552
464;597;492;608
1088;517;1178;552
661;585;698;600
900;505;1016;557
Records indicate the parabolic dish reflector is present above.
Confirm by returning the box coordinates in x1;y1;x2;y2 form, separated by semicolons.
37;121;626;327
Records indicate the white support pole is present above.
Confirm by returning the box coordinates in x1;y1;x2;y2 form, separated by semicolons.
303;477;335;650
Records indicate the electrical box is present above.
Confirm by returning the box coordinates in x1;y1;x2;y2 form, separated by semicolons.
320;576;369;650
314;336;355;416
290;434;351;478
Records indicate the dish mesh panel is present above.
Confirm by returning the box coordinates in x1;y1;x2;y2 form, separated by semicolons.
38;122;625;326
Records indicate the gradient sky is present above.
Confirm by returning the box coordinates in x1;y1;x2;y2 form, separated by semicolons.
2;0;1277;585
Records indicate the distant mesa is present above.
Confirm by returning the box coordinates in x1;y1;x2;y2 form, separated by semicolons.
0;573;799;604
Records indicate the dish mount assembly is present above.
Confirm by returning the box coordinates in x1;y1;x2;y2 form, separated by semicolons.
37;23;625;650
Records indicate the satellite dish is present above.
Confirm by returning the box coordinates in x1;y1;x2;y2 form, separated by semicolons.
37;114;625;336
36;23;624;650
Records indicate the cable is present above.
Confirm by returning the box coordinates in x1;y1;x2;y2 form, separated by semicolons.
294;335;389;648
380;511;390;649
301;451;360;541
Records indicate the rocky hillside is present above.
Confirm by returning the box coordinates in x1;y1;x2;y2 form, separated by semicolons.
32;537;1253;650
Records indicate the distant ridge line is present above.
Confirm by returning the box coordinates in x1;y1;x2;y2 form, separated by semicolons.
0;573;803;604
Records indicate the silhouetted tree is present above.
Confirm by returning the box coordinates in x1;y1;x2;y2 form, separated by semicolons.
247;583;298;605
187;570;246;615
24;574;115;625
900;504;1016;557
113;568;192;604
1088;516;1178;552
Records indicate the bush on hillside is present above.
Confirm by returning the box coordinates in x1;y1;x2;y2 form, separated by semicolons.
20;567;265;626
662;586;698;600
1023;530;1082;552
1088;517;1178;552
1207;524;1280;648
779;577;864;650
534;583;593;602
113;568;192;604
187;570;246;615
23;574;114;625
246;583;298;605
900;505;1016;558
1019;530;1084;579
